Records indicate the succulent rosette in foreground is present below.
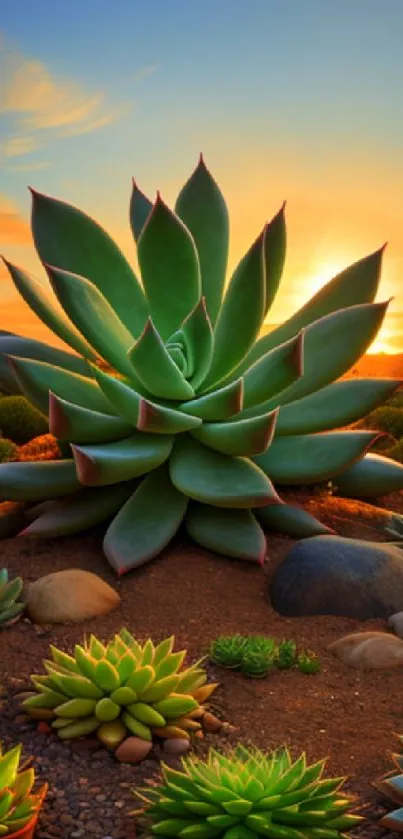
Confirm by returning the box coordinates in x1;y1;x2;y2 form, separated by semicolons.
1;156;403;572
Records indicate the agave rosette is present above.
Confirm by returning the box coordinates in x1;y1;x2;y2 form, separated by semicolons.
22;630;217;749
0;741;47;836
133;744;362;838
1;156;403;572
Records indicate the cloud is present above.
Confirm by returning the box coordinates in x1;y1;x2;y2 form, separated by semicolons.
0;194;30;244
0;37;134;157
0;161;53;172
131;64;160;83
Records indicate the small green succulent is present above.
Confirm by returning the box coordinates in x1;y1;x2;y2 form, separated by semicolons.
208;635;248;670
134;744;362;838
22;630;217;752
1;156;403;572
0;569;24;627
240;649;275;678
275;640;297;670
297;650;321;675
0;741;47;836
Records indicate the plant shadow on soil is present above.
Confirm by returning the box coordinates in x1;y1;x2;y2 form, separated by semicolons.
2;489;403;838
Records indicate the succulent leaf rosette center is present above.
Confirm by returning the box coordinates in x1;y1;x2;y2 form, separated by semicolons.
1;154;401;573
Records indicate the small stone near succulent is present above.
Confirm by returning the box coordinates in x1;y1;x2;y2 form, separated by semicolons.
24;568;120;624
328;630;403;670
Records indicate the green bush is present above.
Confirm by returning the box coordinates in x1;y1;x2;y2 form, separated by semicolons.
0;438;18;462
384;439;403;464
0;396;48;444
360;406;403;439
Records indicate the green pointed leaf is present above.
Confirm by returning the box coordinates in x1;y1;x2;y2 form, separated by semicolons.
49;393;133;443
174;155;229;325
335;452;403;498
72;433;173;486
0;334;91;395
0;460;79;501
169;434;281;507
254;430;382;485
186;503;266;563
256;503;335;538
239;301;390;417
137;194;201;340
30;188;148;336
2;260;97;361
0;576;23;610
21;481;139;537
128;318;195;399
191;409;278;456
130;179;153;241
179;378;243;421
46;265;136;378
8;356;115;416
0;745;21;789
201;227;266;389
263;202;287;315
103;465;188;574
275;378;402;436
169;297;214;390
92;366;201;434
242;332;304;410
236;245;386;373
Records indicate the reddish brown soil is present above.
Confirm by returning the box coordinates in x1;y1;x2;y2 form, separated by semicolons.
1;490;403;838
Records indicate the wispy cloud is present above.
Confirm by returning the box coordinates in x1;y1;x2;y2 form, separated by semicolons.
0;35;137;158
0;194;30;244
131;64;160;83
0;161;53;172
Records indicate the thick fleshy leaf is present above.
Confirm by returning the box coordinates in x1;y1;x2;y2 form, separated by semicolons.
256;503;335;538
254;430;382;485
72;433;173;486
46;265;136;378
380;810;403;831
20;481;139;537
0;461;79;501
92;366;201;434
169;298;214;390
103;465;188;574
8;356;115;416
49;393;133;443
201;227;266;389
2;260;97;361
179;378;243;421
0;334;91;395
128;318;195;400
235;244;386;374
242;332;304;410
334;453;403;498
191;410;278;456
240;301;390;416
129;179;153;241
275;378;402;436
30;188;148;336
137;194;201;340
263;202;287;315
174;155;229;325
186;503;267;563
169;434;281;507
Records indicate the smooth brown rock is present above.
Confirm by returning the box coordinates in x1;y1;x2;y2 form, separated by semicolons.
115;736;152;763
328;631;403;670
202;712;223;732
162;737;190;756
25;569;120;624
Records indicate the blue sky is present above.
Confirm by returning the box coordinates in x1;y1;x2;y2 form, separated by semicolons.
1;0;403;350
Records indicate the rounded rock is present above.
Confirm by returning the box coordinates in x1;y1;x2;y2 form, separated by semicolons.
202;712;223;732
114;736;152;764
270;535;403;620
162;738;190;756
388;611;403;639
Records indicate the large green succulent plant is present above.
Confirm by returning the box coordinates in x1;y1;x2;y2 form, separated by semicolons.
1;155;403;572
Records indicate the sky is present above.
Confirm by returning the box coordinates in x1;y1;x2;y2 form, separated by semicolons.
1;0;403;354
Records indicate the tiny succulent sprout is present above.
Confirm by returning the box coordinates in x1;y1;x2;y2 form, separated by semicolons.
0;568;25;627
0;741;47;836
208;634;249;669
1;159;402;573
133;744;363;838
297;649;322;674
275;639;298;669
240;649;275;678
21;630;218;757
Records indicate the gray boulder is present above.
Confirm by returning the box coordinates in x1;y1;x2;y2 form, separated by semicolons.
269;535;403;620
